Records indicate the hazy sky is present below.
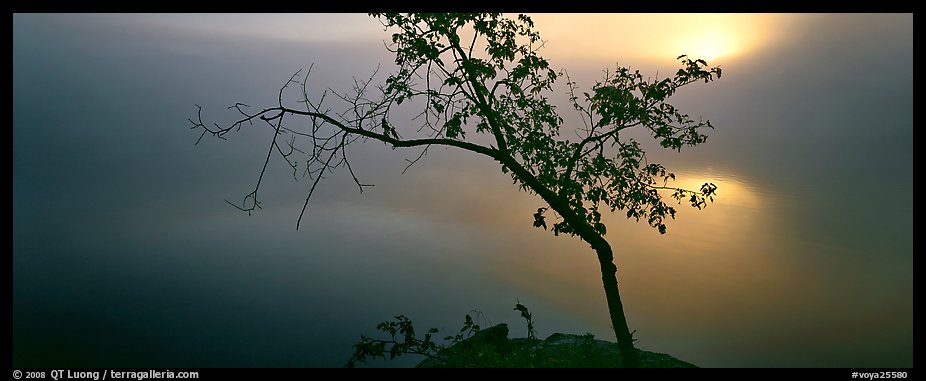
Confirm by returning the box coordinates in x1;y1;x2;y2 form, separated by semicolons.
13;13;912;368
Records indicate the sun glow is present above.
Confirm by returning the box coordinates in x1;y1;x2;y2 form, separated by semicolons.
665;170;762;210
527;13;789;64
676;29;737;61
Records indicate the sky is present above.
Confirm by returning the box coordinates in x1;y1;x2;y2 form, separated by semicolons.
13;13;912;368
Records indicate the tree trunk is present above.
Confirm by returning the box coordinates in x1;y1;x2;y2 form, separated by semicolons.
494;156;640;367
591;240;641;368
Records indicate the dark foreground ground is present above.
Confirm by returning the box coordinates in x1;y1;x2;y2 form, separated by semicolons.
417;323;697;368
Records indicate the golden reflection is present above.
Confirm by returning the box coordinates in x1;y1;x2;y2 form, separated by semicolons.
662;170;762;210
445;167;783;337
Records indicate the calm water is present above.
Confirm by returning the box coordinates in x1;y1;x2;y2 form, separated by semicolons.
13;14;911;367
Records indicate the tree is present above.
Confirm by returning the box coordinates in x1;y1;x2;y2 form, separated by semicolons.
189;13;721;368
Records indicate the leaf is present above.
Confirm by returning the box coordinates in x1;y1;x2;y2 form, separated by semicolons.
444;76;461;86
514;303;531;320
444;114;463;138
533;208;548;230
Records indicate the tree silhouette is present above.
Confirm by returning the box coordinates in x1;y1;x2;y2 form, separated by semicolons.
190;13;721;368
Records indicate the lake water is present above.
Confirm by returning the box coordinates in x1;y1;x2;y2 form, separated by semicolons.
13;14;911;368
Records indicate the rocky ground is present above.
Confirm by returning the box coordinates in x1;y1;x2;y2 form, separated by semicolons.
416;323;697;368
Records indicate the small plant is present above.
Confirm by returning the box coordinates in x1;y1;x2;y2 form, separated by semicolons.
346;302;537;368
345;312;480;367
514;300;536;340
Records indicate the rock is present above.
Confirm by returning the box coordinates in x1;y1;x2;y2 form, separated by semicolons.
417;324;697;368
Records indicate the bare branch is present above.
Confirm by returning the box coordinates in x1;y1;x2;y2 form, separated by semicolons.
296;133;341;230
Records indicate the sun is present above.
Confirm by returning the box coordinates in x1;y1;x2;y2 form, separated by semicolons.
676;29;738;62
527;13;787;65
